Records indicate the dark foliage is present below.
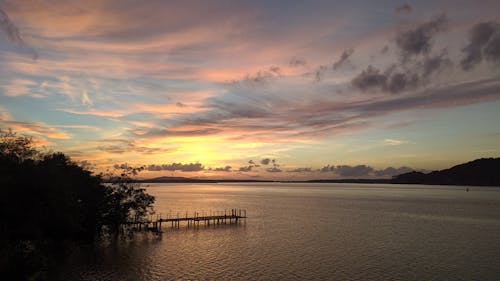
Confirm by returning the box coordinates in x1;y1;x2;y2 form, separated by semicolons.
0;129;155;280
391;158;500;186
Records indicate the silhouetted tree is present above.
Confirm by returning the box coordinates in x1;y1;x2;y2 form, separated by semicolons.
102;165;155;234
0;129;155;280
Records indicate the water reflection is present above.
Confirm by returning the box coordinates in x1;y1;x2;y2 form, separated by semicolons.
61;183;500;280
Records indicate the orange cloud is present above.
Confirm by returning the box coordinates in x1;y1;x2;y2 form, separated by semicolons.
0;120;71;139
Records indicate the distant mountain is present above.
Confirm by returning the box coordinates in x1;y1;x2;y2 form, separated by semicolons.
391;158;500;186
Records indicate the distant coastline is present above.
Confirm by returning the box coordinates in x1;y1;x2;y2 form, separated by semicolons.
134;158;500;187
135;178;392;184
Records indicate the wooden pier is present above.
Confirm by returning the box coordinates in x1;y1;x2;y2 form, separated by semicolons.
128;209;247;232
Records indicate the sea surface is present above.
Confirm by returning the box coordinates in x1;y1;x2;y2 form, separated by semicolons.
61;183;500;280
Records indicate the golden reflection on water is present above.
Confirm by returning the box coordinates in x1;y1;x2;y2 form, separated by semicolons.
61;183;500;281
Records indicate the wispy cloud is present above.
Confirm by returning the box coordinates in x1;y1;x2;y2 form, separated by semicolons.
0;106;11;120
395;4;412;15
0;120;70;139
384;138;411;145
1;1;499;176
2;78;38;97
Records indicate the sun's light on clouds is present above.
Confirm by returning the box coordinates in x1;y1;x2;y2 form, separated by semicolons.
1;0;500;179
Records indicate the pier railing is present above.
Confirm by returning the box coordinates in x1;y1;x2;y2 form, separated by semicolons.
127;208;247;232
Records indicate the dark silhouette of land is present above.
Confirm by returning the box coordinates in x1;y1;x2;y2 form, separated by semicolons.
138;158;500;187
391;158;500;186
305;178;391;184
135;176;273;183
137;177;391;184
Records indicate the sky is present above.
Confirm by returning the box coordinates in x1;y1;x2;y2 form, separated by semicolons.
0;0;499;180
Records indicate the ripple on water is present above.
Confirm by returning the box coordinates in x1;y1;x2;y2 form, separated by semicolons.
61;183;500;281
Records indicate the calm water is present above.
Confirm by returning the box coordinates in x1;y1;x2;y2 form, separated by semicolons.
61;183;500;280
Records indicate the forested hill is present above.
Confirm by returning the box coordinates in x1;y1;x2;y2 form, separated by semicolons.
391;158;500;186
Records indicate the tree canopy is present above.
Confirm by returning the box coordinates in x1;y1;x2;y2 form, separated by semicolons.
0;129;155;280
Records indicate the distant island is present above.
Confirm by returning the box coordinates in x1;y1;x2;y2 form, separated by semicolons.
137;158;500;187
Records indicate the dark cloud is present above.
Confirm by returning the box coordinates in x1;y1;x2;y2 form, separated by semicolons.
289;56;307;67
260;158;271;165
396;14;447;59
294;165;414;177
114;163;131;170
395;4;412;15
421;51;452;78
485;34;500;62
238;165;253;172
176;102;186;108
214;165;232;172
374;166;413;177
319;164;374;177
0;7;23;46
352;15;453;94
332;48;354;70
269;65;281;75
233;66;282;85
352;51;451;94
0;7;38;60
351;65;388;92
314;65;328;82
288;167;312;173
461;21;500;70
387;72;419;93
113;163;145;171
266;167;282;173
380;45;389;54
146;163;204;172
334;165;374;177
320;165;335;172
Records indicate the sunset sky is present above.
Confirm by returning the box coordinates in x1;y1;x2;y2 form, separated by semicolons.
1;0;499;180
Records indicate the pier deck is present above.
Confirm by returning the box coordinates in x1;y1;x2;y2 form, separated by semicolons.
128;209;247;231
